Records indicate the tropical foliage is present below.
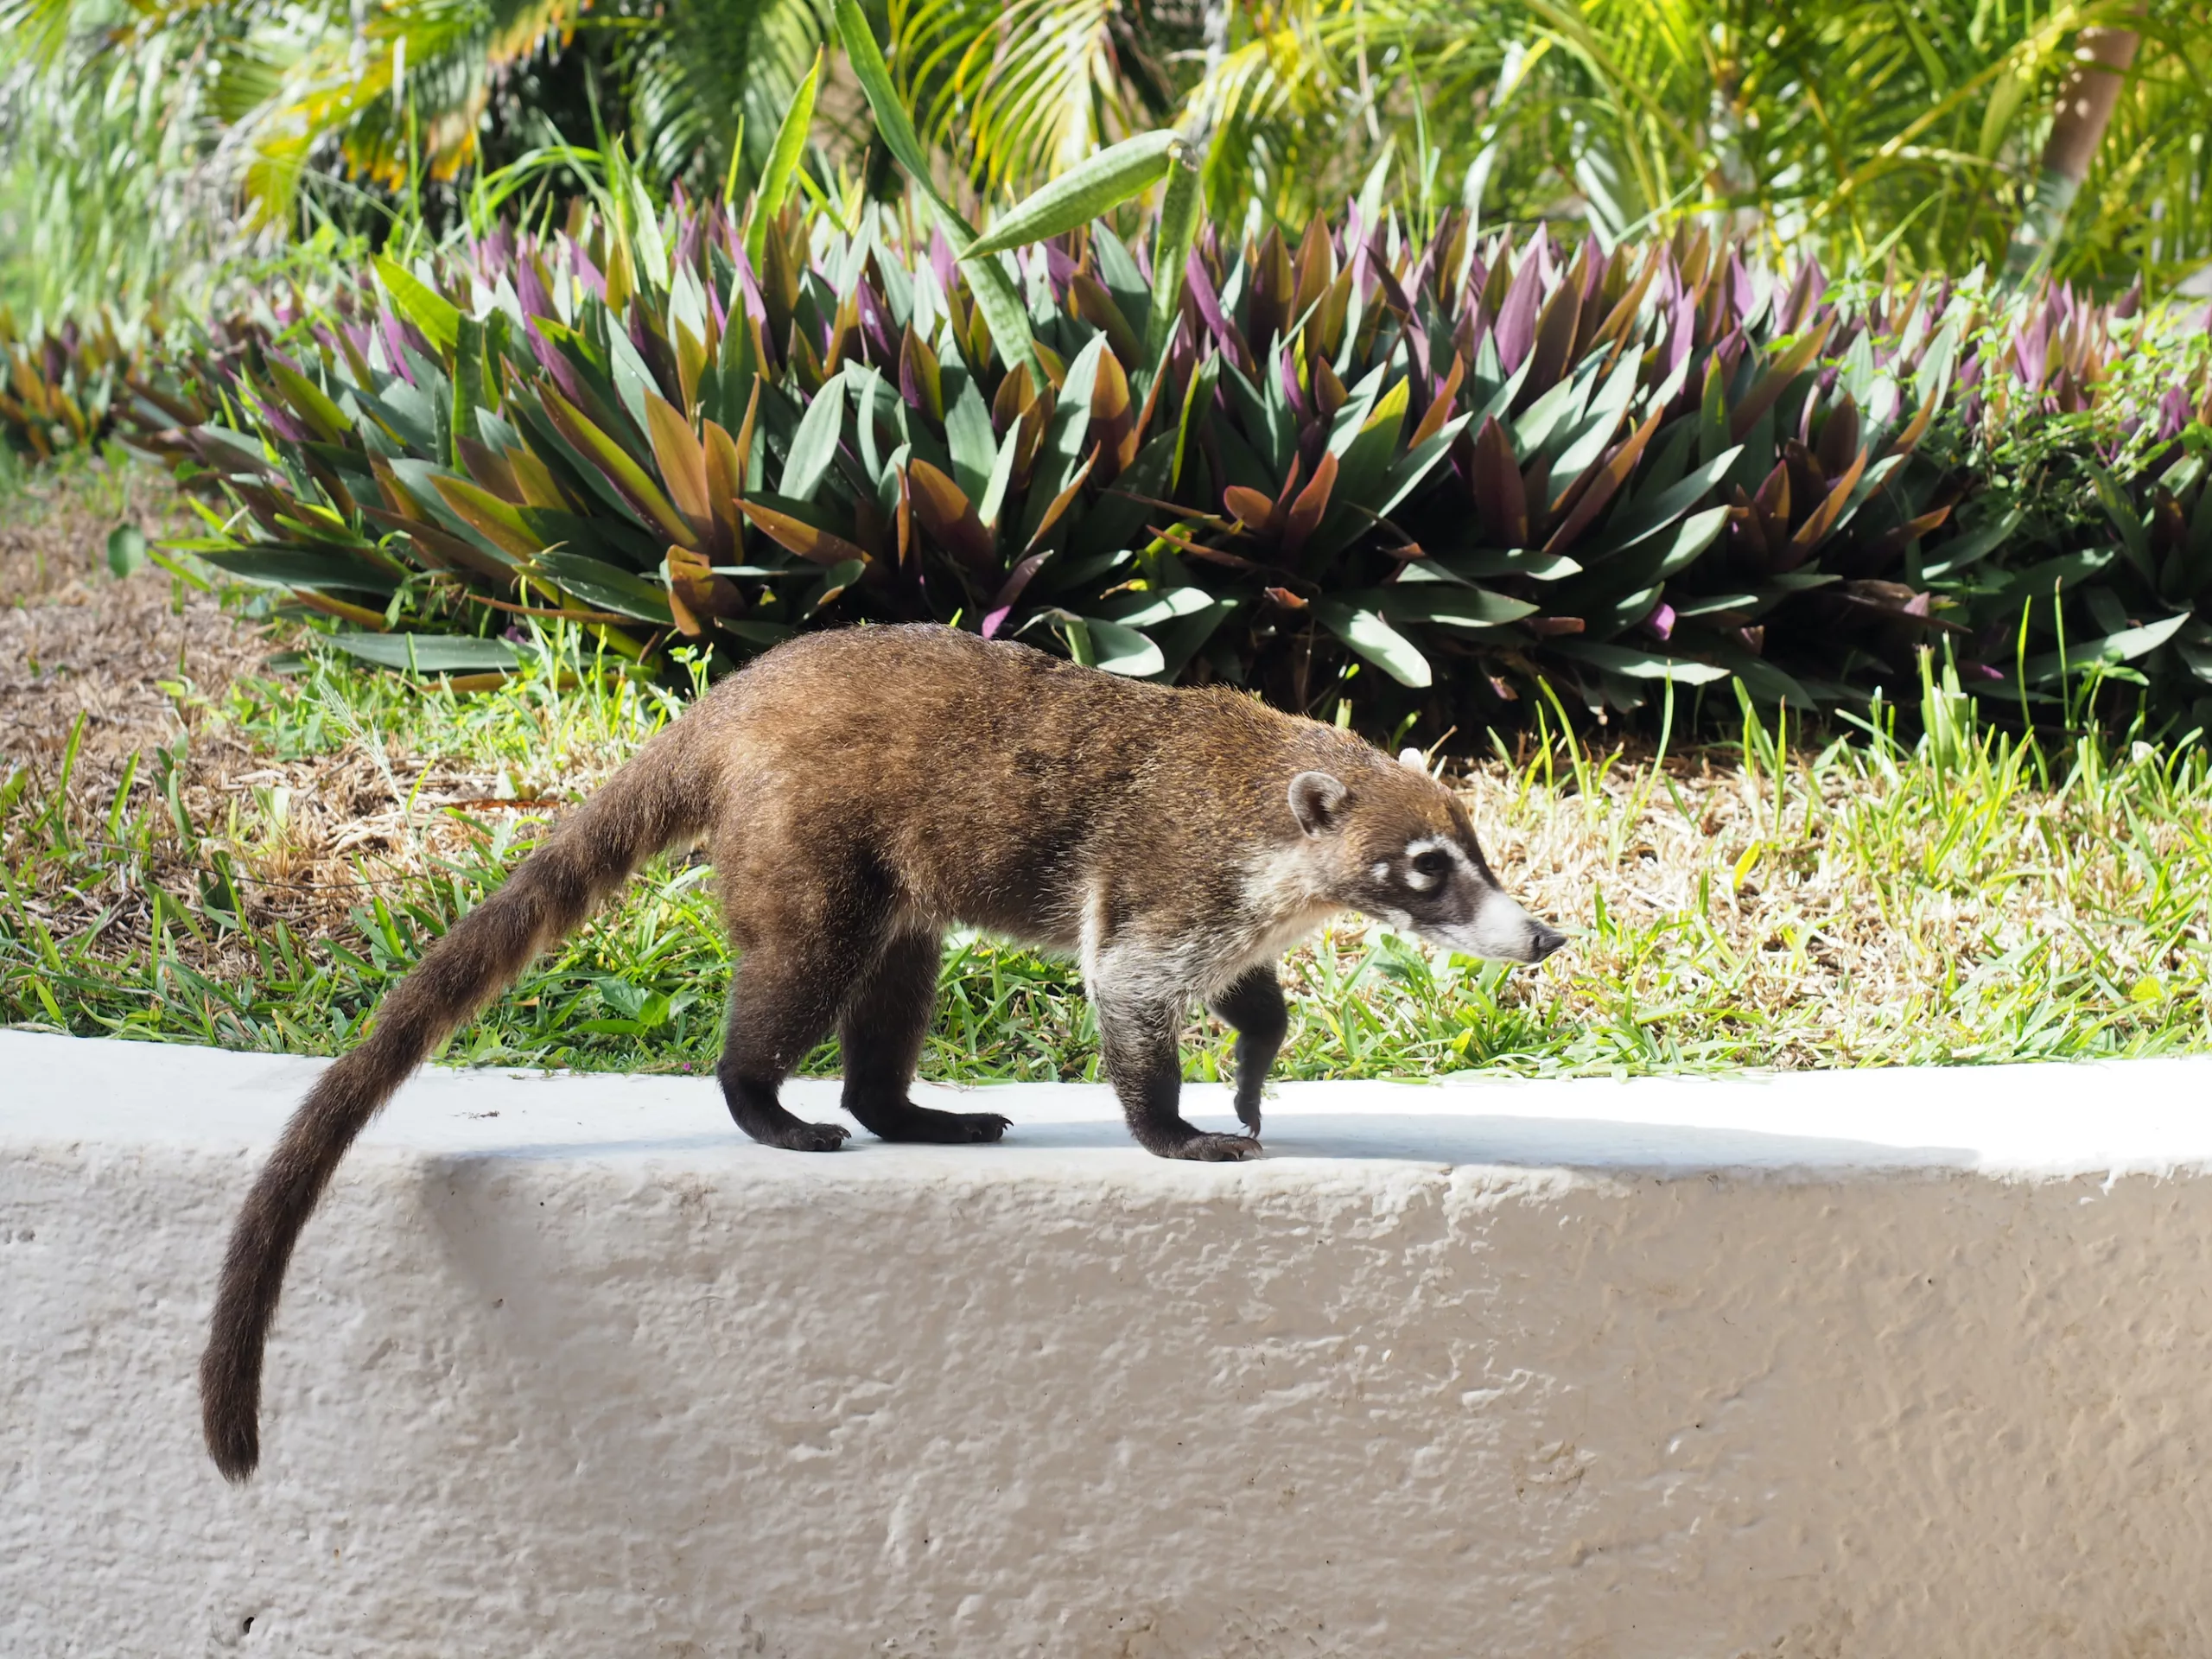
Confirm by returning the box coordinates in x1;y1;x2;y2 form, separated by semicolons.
1141;0;2212;289
0;0;834;244
131;86;2212;740
0;311;147;461
0;4;233;323
6;0;2212;312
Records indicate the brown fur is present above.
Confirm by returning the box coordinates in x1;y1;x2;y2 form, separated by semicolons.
201;624;1558;1480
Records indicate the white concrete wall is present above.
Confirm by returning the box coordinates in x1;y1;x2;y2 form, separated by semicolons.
6;1028;2212;1657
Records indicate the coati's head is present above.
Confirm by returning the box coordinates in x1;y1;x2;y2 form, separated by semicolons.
1287;748;1567;965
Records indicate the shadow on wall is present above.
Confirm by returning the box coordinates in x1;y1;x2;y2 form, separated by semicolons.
445;1113;1978;1175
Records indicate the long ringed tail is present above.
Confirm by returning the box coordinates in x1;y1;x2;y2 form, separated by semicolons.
200;722;713;1481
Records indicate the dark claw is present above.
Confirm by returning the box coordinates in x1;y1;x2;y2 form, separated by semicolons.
1167;1131;1262;1163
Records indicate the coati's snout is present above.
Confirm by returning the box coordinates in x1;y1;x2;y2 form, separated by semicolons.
1287;752;1567;965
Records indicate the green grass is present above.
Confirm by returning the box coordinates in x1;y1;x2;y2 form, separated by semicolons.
4;611;2211;1088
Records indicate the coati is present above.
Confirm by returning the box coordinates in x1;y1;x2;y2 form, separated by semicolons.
201;623;1563;1480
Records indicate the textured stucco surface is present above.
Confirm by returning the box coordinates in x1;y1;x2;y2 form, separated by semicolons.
5;1028;2212;1657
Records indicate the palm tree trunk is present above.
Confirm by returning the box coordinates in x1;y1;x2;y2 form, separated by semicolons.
2004;9;2145;281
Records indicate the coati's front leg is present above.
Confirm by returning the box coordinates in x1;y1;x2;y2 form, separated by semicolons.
839;929;1010;1145
1092;980;1261;1162
1207;965;1287;1135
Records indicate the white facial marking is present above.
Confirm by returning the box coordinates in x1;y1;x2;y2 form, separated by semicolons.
1402;834;1464;892
1371;860;1393;881
1402;842;1440;891
1424;889;1548;962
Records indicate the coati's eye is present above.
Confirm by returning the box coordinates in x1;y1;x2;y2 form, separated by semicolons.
1410;849;1452;881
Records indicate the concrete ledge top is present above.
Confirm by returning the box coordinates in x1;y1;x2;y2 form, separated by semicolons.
14;1027;2212;1654
7;1028;2208;1182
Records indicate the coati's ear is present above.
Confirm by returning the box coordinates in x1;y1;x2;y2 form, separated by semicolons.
1288;771;1350;837
1397;747;1427;773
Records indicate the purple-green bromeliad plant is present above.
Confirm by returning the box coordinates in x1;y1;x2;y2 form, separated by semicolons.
131;16;2212;737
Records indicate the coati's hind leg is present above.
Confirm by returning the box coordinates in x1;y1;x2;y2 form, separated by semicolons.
1208;966;1287;1135
716;930;874;1153
1092;978;1260;1162
840;929;1010;1145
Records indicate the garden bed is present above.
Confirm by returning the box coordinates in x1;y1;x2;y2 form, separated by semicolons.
3;473;2209;1090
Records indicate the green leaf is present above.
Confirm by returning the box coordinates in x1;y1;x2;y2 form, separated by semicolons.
2087;459;2154;582
1548;354;1641;477
1920;509;2023;580
106;524;147;578
1324;377;1410;518
1090;586;1217;628
1698;356;1730;467
963;133;1179;260
944;374;996;502
1047;336;1108;470
802;557;868;617
833;0;1036;376
534;550;677;621
1361;584;1536;629
1313;600;1433;687
1055;613;1164;677
1715;647;1817;709
264;358;351;444
372;255;461;355
781;369;848;503
1172;356;1219;491
1147;595;1236;683
960;256;1042;380
1600;448;1742;552
747;49;822;268
1148;156;1204;365
322;632;521;673
1510;358;1594;460
2023;612;2190;683
1325;364;1389;458
1225;360;1293;473
1652;505;1732;579
719;618;798;650
1913;313;1963;412
540;387;696;546
1421;550;1583;582
450;315;489;463
1356;144;1395;230
1376;414;1472;520
833;0;944;214
1550;641;1731;683
431;474;543;560
197;547;400;594
978;418;1023;531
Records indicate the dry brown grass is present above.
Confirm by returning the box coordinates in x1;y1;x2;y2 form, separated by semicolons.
0;468;653;985
0;465;258;773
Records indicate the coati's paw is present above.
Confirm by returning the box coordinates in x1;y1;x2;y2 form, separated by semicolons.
1234;1096;1263;1135
867;1103;1013;1144
1165;1131;1262;1163
848;1099;1013;1144
772;1121;852;1152
942;1110;1013;1144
